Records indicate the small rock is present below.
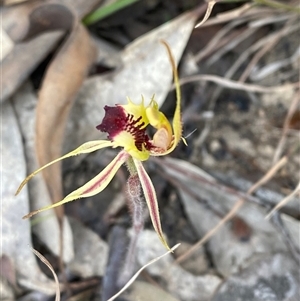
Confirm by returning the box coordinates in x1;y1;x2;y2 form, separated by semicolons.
124;281;180;301
165;265;221;301
136;230;221;301
211;253;300;301
174;241;209;275
261;88;295;108
68;218;108;278
136;230;173;276
163;158;300;278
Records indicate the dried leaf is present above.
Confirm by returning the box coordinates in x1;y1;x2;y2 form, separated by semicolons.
2;0;102;42
1;0;73;102
0;0;102;102
1;101;56;294
2;1;73;42
36;23;97;211
0;255;16;287
12;82;74;262
0;31;64;102
32;249;61;301
195;0;217;28
24;3;74;41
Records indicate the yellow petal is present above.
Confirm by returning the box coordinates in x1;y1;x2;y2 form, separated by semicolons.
112;131;150;161
121;97;149;128
146;98;173;149
16;140;113;195
23;150;129;219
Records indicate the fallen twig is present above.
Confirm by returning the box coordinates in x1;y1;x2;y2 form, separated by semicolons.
32;248;61;301
270;212;300;263
272;91;300;164
174;74;298;93
174;156;287;264
266;182;300;220
107;244;180;301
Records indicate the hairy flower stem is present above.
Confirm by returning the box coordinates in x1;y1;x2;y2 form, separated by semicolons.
118;158;145;287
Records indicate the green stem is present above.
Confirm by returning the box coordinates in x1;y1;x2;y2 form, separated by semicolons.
83;0;140;25
126;156;137;175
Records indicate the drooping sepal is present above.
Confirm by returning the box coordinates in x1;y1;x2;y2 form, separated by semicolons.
133;158;170;250
16;140;113;196
23;150;129;219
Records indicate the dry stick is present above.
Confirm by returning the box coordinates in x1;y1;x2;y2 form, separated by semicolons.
207;27;258;66
249;13;291;27
32;248;61;301
197;3;272;28
254;0;300;13
272;91;300;164
181;23;299;94
270;211;300;263
195;13;260;63
195;23;245;63
206;22;300;110
107;244;180;301
175;156;287;265
266;182;300;220
154;157;269;208
250;46;300;81
239;16;297;82
204;2;296;28
195;0;217;28
177;75;298;93
177;13;285;150
188;10;298;153
188;27;256;148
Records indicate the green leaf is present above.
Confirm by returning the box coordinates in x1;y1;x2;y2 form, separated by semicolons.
83;0;140;25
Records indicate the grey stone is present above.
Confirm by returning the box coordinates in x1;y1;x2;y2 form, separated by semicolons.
211;253;300;301
68;217;108;277
174;241;209;275
162;158;300;277
124;281;180;301
12;82;74;263
212;170;300;217
0;100;56;293
136;230;221;301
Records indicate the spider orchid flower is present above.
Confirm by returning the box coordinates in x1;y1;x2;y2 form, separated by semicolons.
16;41;182;250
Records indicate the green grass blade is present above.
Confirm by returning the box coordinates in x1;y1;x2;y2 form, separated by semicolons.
83;0;140;25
